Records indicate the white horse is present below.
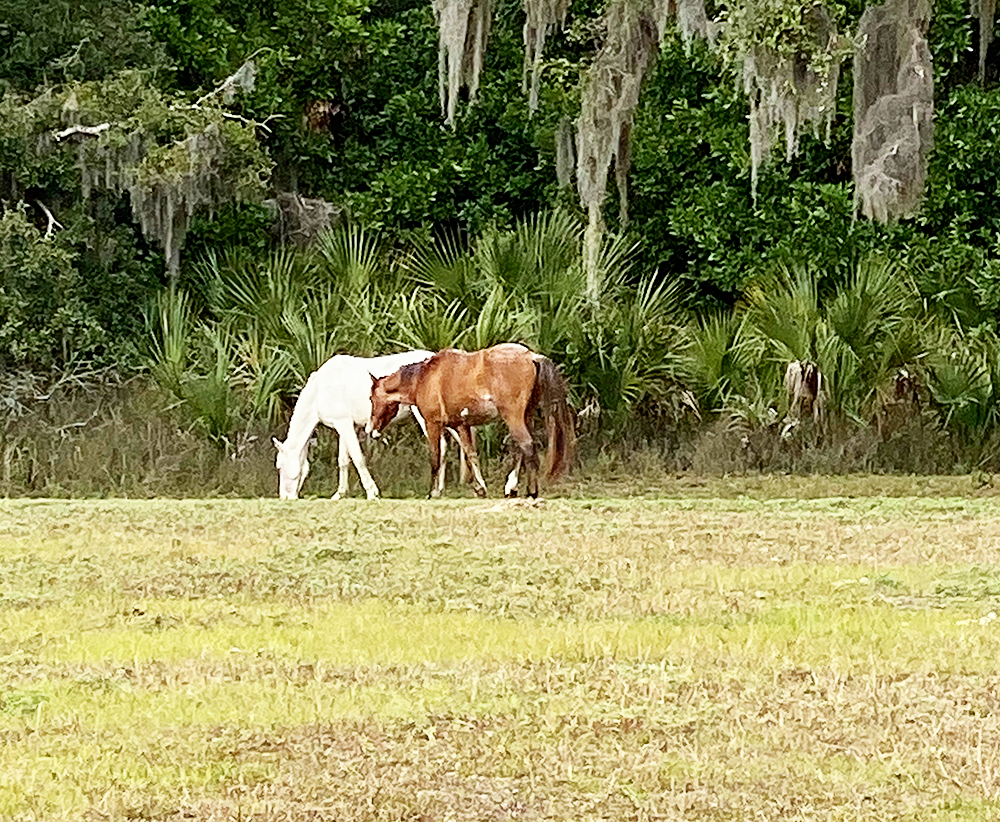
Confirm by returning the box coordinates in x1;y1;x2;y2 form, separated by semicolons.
273;351;457;500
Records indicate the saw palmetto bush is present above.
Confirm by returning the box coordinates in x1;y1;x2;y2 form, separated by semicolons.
924;324;1000;460
143;225;397;445
390;210;691;432
177;224;405;433
820;258;924;420
681;311;760;416
399;210;586;351
391;292;469;352
143;287;244;446
572;278;689;428
181;325;242;443
137;215;1000;470
144;286;194;400
738;256;925;423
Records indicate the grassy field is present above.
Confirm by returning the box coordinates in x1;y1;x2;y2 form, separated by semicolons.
3;476;1000;820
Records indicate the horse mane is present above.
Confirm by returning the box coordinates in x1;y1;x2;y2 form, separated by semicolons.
283;370;322;446
397;360;426;391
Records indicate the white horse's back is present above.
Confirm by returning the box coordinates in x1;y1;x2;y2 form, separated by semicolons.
309;351;433;428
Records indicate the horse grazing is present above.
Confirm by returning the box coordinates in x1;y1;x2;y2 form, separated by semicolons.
273;351;442;500
368;343;575;499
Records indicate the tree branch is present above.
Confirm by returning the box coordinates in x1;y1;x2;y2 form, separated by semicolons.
194;56;260;106
53;123;111;141
35;200;63;239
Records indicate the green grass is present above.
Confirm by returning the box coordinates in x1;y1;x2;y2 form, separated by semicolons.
3;483;1000;819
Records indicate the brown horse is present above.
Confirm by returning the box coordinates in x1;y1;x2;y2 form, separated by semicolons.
367;343;574;498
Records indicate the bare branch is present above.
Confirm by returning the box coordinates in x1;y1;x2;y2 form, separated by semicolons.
53;123;110;141
35;201;63;239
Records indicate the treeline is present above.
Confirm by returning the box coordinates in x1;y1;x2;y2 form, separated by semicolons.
2;0;1000;484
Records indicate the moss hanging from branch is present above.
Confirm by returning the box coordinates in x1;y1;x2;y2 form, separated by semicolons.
852;0;933;222
124;123;265;278
720;2;847;198
576;0;659;298
555;115;575;188
433;0;494;126
972;0;996;82
654;0;719;51
524;0;571;115
54;64;271;279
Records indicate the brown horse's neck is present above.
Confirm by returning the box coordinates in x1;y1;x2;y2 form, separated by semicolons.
394;361;426;402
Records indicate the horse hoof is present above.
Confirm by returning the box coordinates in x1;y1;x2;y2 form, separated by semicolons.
504;490;518;499
331;493;343;501
474;486;487;498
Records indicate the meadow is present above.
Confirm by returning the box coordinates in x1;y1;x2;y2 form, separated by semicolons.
3;476;1000;820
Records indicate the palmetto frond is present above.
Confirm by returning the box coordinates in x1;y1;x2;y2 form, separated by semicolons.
682;311;759;414
391;292;469;352
402;228;477;302
926;325;1000;444
740;255;927;420
315;223;383;294
143;286;194;399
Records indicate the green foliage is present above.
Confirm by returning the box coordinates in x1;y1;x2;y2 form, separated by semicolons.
0;0;162;90
144;286;243;445
682;312;758;414
584;288;686;421
716;0;851;68
921;84;1000;245
183;324;242;443
144;286;193;398
739;256;923;421
925;325;1000;450
392;293;470;352
0;207;101;369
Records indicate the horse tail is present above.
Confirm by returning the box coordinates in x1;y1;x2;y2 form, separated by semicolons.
533;355;575;480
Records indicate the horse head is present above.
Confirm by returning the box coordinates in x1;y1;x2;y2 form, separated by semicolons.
273;436;310;500
367;371;409;438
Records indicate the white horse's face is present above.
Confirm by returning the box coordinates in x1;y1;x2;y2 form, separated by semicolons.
273;437;309;500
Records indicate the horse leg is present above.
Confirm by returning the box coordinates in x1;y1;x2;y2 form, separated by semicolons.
339;422;379;500
446;427;471;485
456;425;487;498
332;433;351;500
504;454;522;498
459;428;474;485
506;420;539;498
435;431;450;496
426;421;445;498
415;406;449;496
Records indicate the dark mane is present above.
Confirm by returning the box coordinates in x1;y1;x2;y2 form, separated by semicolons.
397;360;427;390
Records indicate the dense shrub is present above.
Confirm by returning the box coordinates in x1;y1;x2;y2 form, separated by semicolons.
0;208;103;369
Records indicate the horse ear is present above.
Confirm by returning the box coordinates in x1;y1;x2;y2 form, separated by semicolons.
370;372;379;387
272;437;283;451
